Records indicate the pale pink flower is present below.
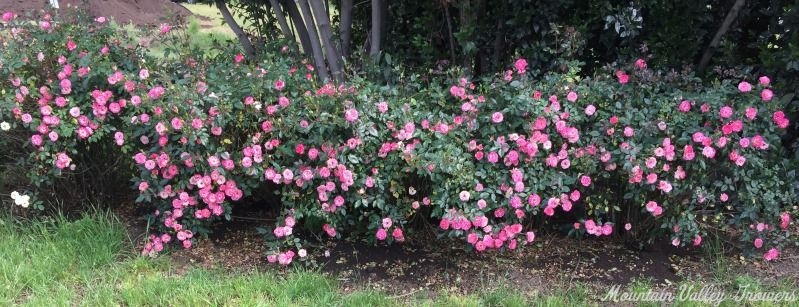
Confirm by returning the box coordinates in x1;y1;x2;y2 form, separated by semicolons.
702;146;716;158
645;201;658;213
645;157;657;169
491;112;504;123
344;108;359;122
679;100;691;112
745;107;757;120
377;101;389;113
526;231;535;243
719;106;733;119
764;248;779;261
580;175;591;187
761;89;774;101
459;190;470;201
738;81;752;92
623;126;634;137
585;105;596;116
566;91;578;102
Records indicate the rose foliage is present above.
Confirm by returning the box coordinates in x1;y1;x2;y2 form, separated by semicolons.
0;12;795;263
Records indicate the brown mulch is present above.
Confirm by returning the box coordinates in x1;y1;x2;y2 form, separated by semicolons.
0;0;191;25
112;203;798;299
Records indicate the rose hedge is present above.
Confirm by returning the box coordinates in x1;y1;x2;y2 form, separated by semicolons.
1;12;795;263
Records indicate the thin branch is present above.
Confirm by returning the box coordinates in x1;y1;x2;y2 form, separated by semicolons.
297;0;332;82
698;0;746;73
268;0;294;40
310;0;345;82
215;0;256;59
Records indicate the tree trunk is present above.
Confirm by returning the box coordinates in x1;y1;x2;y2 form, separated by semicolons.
339;0;353;57
697;0;746;73
309;0;344;83
369;0;383;58
473;0;486;75
268;0;293;40
279;0;314;57
297;0;331;82
215;0;256;59
443;2;456;65
492;19;504;72
458;0;473;71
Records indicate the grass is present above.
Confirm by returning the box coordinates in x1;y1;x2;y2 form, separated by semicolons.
181;3;249;36
106;3;240;59
1;212;796;306
0;212;579;306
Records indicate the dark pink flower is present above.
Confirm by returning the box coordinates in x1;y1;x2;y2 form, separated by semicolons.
513;58;528;74
635;58;647;69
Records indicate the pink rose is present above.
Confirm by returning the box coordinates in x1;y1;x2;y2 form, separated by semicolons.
738;81;752;92
491;112;504;123
585;105;596;116
580;175;592;187
635;58;647;69
719;106;733;118
566;91;578;102
679;100;691;112
513;58;528;74
375;228;387;241
761;89;773;101
764;248;779;261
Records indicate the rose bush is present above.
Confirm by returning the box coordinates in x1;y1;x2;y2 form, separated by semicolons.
1;12;795;263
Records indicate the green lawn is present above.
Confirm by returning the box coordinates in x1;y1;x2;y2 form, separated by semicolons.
0;212;566;306
181;3;247;37
0;212;795;306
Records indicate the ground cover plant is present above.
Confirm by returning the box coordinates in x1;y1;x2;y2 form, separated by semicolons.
1;9;796;266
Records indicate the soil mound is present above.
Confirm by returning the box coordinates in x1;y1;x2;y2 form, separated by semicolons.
0;0;191;25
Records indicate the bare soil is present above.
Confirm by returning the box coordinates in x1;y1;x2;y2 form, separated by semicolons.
0;0;191;25
111;202;798;301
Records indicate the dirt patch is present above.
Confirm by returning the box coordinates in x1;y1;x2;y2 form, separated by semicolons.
156;218;702;296
315;234;696;297
114;205;797;298
0;0;191;25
